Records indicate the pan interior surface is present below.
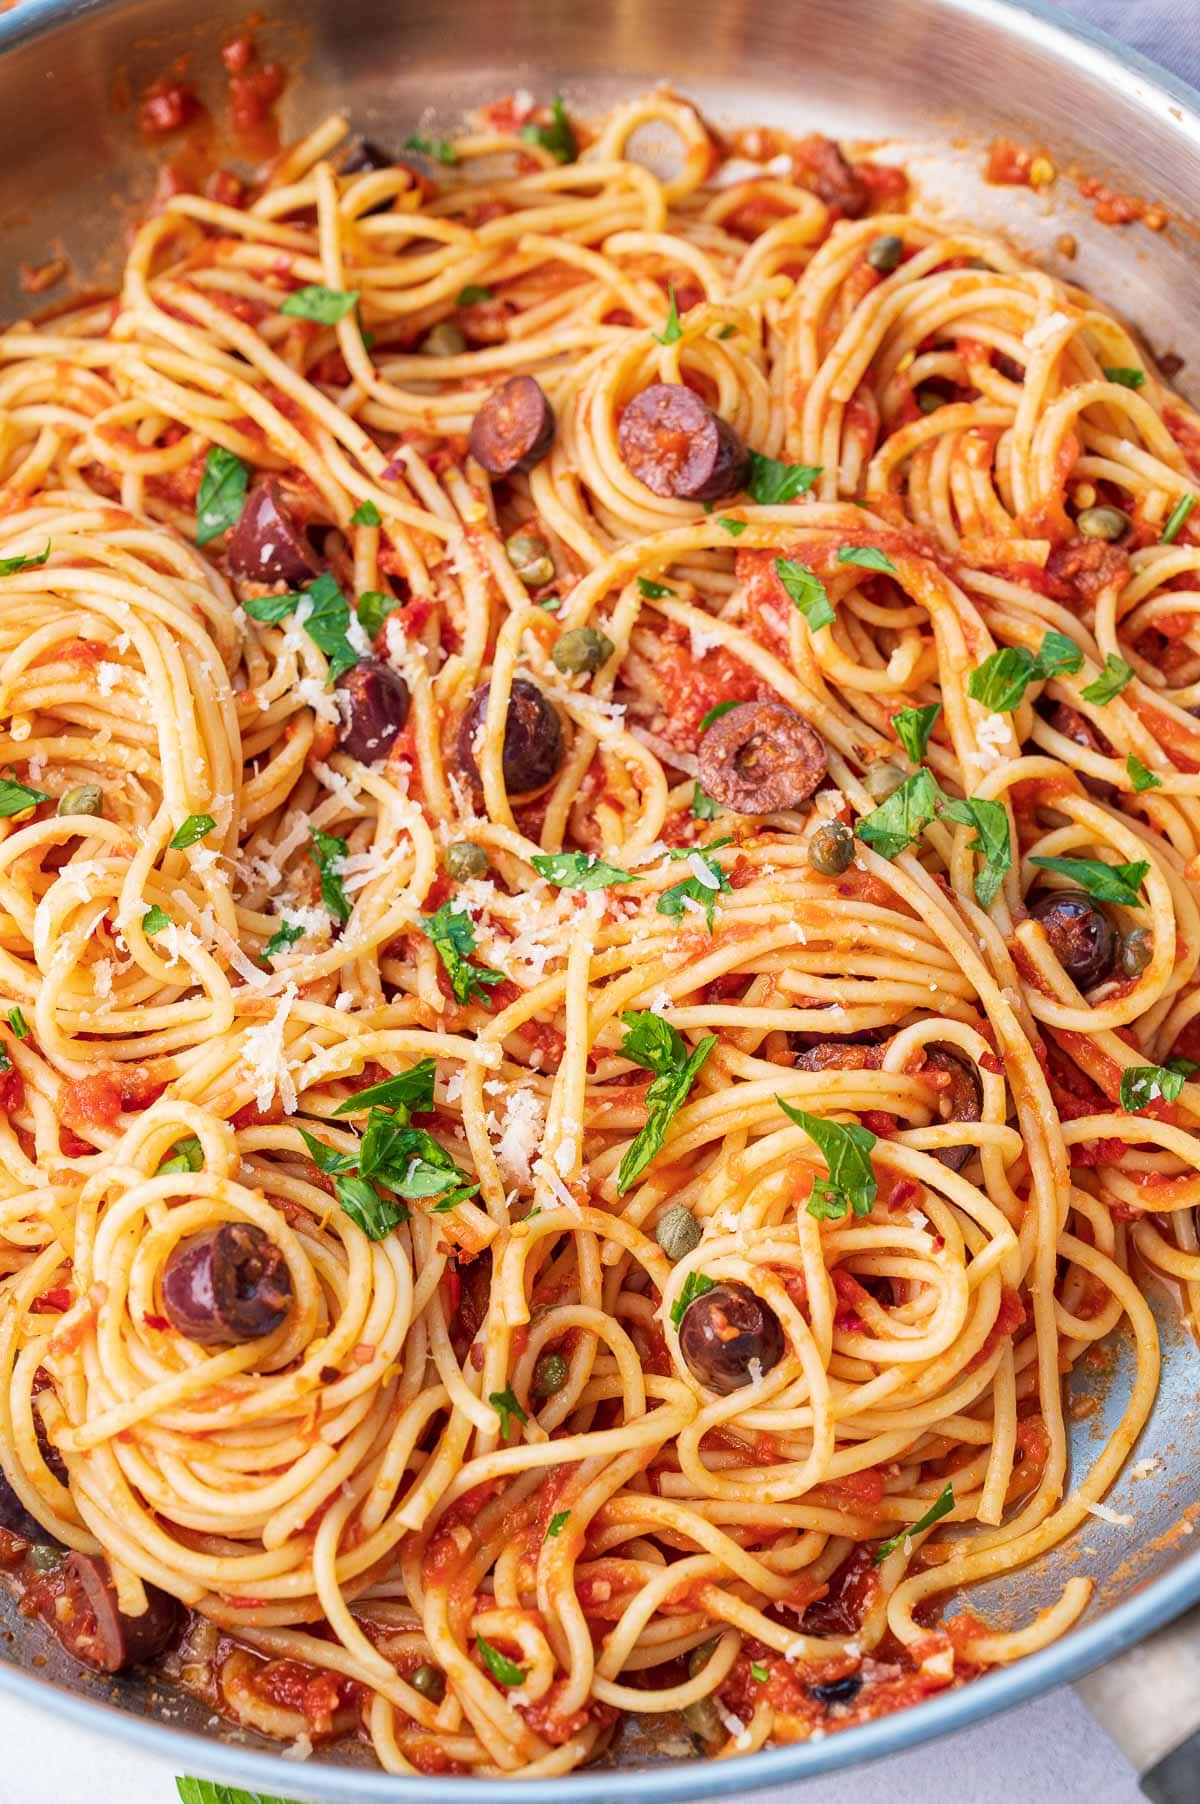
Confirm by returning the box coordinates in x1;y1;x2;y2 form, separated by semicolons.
1;0;1199;1797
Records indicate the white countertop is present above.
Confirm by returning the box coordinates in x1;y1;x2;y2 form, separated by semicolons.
0;1681;1140;1803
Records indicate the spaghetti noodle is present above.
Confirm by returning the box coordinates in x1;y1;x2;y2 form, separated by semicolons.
0;85;1198;1777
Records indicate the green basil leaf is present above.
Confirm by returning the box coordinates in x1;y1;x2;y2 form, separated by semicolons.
656;847;731;932
698;699;738;732
350;499;382;527
1104;366;1145;389
750;1662;770;1682
692;782;721;821
653;280;683;345
1127;753;1162;793
169;813;216;850
457;284;493;305
357;590;397;637
476;1632;525;1685
308;827;351;924
298;1128;358;1175
937;794;1012;908
196;447;248;547
637;576;674;599
403;132;458;165
142;905;171;935
488;1385;529;1440
1120;1063;1186;1112
837;545;896;575
892;703;941;764
297;571;359;682
156;1135;203;1176
177;1779;306;1804
335;1171;409;1238
419;901;506;1006
619;1009;688;1076
717;516;747;537
280;284;360;324
531;851;639;891
1168;1056;1200;1078
618;1032;716;1193
1028;855;1149;907
242;592;300;624
332;1059;437;1116
263;919;305;959
1081;654;1135;705
775;556;834;629
0;777;49;817
546;1509;570;1539
519;96;577;165
857;767;939;860
873;1482;955;1563
7;1006;29;1039
745;451;821;504
776;1099;877;1218
670;1269;716;1328
0;541;51;576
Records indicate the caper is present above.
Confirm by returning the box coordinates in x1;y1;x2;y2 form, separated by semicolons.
915;387;943;414
444;839;489;881
864;761;906;802
410;1662;445;1702
420;322;467;358
655;1203;701;1263
682;1696;723;1745
866;234;903;273
29;1543;66;1572
533;1351;568;1396
57;784;103;819
505;532;555;589
687;1639;718;1679
808;819;854;876
1120;926;1152;977
1077;505;1131;542
552;626;614;677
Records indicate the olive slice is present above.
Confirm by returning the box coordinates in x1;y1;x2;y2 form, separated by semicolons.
336;658;410;762
161;1222;292;1346
698;700;827;814
921;1044;983;1172
48;1553;179;1673
456;678;564;796
468;375;555;476
617;383;748;502
228;481;317;588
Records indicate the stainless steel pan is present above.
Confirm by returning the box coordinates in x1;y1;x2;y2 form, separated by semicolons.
2;0;1200;1795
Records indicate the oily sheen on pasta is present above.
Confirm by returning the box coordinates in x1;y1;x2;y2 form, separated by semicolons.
0;87;1198;1778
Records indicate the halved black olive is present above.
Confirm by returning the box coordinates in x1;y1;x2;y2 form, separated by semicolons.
1028;889;1117;989
808;1672;863;1706
678;1280;784;1395
456;678;564;796
46;1552;179;1673
469;376;556;477
228;481;317;588
698;700;827;814
336;658;410;762
921;1044;982;1172
161;1222;292;1346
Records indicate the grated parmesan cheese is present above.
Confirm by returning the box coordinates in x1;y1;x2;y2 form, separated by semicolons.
95;662;122;696
1130;1457;1161;1480
495;1088;546;1185
1083;1499;1133;1527
241;983;299;1113
1024;309;1072;350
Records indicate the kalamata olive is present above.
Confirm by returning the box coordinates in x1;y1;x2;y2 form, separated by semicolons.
795;136;869;216
808;819;854;876
421;322;467;358
1121;926;1153;977
0;1467;44;1541
335;657;410;762
411;1662;445;1702
655;1204;702;1263
1042;702;1117;803
57;784;103;819
867;234;903;273
552;626;613;676
1029;888;1117;989
457;678;564;796
921;1044;983;1172
161;1221;292;1346
444;839;489;880
505;532;554;588
677;1280;785;1394
228;480;317;588
533;1352;568;1396
46;1552;179;1673
808;1673;863;1706
793;1041;884;1072
698;700;827;815
915;387;944;414
341;138;392;173
1077;505;1131;541
468;375;556;476
617;383;749;503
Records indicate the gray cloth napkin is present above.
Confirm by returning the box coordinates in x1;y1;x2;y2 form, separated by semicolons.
1052;0;1200;91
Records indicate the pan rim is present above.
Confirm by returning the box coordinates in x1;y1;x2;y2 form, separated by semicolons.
0;0;1199;1793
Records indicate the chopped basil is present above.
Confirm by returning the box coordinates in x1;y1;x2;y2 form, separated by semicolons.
873;1482;955;1563
636;576;675;599
489;1385;529;1441
350;499;382;526
692;782;721;821
531;851;639;891
360;1111;477;1209
357;590;397;637
938;794;1012;908
857;767;939;859
457;284;493;305
280;284;360;323
1162;494;1195;544
0;541;50;576
0;777;49;817
698;699;738;732
263;918;305;959
653;280;683;346
750;1662;770;1683
156;1135;203;1176
670;1269;716;1328
1120;1063;1186;1112
617;1012;717;1193
1127;753;1162;793
141;905;171;936
419;901;506;1006
308;827;351;924
657;845;731;931
717;516;747;537
776;1099;877;1219
892;703;941;763
1081;654;1135;705
520;96;577;164
1028;855;1149;907
242;592;297;624
168;813;216;850
404;132;458;164
837;545;897;576
332;1059;437;1116
298;1128;358;1176
6;1006;28;1039
195;446;248;546
245;573;359;682
476;1632;525;1685
775;556;833;629
745;451;821;504
717;323;737;340
1103;366;1145;389
546;1509;570;1539
968;630;1083;712
335;1172;409;1238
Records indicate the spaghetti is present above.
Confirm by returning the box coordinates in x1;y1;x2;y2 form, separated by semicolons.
0;85;1198;1777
